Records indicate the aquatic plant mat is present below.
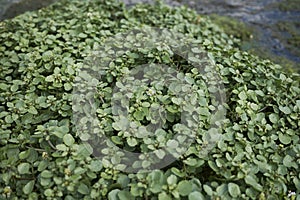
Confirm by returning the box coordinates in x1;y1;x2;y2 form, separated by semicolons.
0;0;300;199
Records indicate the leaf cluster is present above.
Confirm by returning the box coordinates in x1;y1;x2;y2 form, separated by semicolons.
0;0;299;199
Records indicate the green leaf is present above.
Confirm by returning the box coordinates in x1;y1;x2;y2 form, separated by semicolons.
28;106;38;115
158;192;172;200
198;97;207;106
52;127;65;138
166;105;178;113
44;189;53;197
42;51;53;61
10;84;19;92
23;180;35;194
5;115;14;124
89;160;103;172
111;136;123;145
171;97;182;105
216;184;227;196
171;167;186;177
188;57;201;63
191;68;198;74
133;110;144;120
244;175;263;191
293;177;300;190
268;113;279;124
183;158;198;166
185;76;194;84
278;165;287;175
177;180;193;196
63;134;75;146
228;183;241;197
189;191;205;200
279;133;291;145
0;83;9;90
250;103;259;111
41;170;53;178
148;170;165;193
167;139;179;149
108;189;120;200
64;83;73;91
167;175;177;185
18;163;30;174
78;183;89;194
203;184;213;196
19;150;30;160
255;90;264;96
66;66;75;75
191;47;202;53
198;107;210;116
234;52;242;59
127;137;137;147
38;160;49;171
155;149;166;159
238;91;247;100
141;102;150;107
112;116;129;131
296;100;300;109
279;106;291;114
78;33;87;38
118;191;133;200
74;167;86;174
45;75;54;82
279;73;286;81
283;155;293;168
117;175;130;188
56;144;68;151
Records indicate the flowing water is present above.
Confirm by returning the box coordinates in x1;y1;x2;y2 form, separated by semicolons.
178;0;300;64
0;0;299;66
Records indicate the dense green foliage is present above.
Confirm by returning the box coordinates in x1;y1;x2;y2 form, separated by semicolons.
0;0;300;199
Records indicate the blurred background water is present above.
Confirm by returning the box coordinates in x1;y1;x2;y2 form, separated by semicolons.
0;0;299;69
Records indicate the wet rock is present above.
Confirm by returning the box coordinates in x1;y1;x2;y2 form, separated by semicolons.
0;0;56;20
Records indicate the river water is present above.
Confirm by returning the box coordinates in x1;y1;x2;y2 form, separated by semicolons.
0;0;299;66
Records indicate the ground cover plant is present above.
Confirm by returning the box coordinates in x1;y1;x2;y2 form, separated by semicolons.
0;0;300;199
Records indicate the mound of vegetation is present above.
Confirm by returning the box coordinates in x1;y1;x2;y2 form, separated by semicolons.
0;0;299;199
